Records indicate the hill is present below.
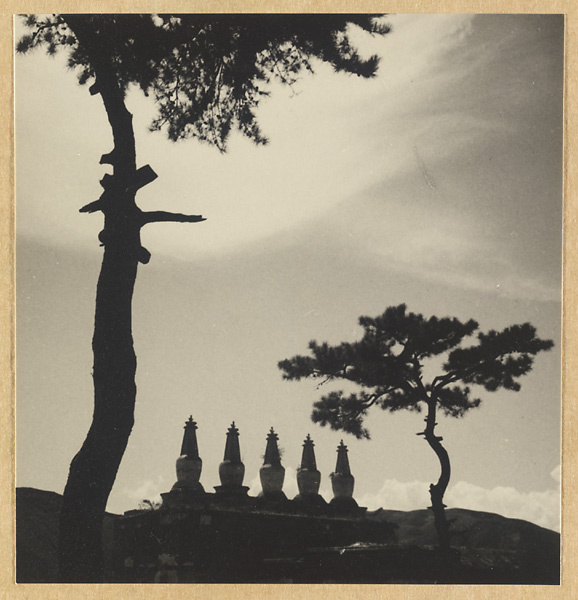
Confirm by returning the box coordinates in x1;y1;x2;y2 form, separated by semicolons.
16;487;117;583
365;507;560;584
16;487;559;583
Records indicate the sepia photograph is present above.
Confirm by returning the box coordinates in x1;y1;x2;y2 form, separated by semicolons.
13;11;563;585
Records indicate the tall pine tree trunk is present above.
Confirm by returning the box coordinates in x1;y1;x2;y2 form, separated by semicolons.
423;398;451;551
58;16;142;581
58;247;139;581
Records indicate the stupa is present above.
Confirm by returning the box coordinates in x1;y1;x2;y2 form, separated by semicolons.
161;416;204;507
329;440;359;512
259;428;286;501
215;422;249;497
294;434;326;507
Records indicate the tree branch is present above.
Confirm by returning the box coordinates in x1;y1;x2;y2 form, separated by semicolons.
140;211;206;225
431;370;465;391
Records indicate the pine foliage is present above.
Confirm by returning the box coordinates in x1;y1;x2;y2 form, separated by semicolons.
17;13;390;151
278;304;553;438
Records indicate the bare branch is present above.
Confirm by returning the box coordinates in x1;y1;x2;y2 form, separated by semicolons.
140;211;206;225
79;200;103;214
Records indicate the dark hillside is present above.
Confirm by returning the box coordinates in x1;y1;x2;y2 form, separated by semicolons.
16;488;117;583
367;507;560;583
16;487;559;584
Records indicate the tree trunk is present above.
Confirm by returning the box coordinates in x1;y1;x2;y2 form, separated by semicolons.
58;15;142;582
423;398;451;551
58;247;139;581
57;17;205;581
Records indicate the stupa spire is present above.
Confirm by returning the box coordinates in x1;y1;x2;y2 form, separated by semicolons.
300;434;317;471
223;421;242;463
334;440;351;476
263;427;282;467
180;415;199;459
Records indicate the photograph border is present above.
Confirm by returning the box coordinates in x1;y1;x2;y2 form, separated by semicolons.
1;1;575;598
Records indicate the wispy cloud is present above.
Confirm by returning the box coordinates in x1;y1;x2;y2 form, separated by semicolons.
378;236;561;304
324;186;560;304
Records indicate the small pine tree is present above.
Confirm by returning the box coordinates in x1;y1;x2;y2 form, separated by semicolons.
278;304;553;550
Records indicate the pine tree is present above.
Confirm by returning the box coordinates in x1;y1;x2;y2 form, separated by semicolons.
278;304;553;550
17;13;390;581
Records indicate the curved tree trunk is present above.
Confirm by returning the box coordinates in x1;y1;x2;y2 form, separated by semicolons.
423;398;451;551
58;16;141;582
58;248;139;581
57;16;206;581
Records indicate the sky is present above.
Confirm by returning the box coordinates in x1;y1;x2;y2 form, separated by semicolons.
15;14;563;532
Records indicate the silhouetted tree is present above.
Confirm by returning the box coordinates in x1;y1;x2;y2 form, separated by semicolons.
17;13;390;581
278;304;553;550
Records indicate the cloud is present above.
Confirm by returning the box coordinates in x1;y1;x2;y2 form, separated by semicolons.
325;158;561;304
550;464;561;484
17;14;479;259
382;241;561;304
120;473;560;532
122;475;167;508
333;14;562;305
358;477;560;532
358;479;430;512
17;12;561;308
447;481;560;532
